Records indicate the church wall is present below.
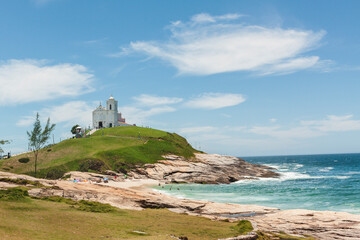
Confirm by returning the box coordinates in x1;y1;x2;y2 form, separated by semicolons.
92;97;132;128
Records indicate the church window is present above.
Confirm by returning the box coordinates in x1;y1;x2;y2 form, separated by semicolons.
110;104;112;110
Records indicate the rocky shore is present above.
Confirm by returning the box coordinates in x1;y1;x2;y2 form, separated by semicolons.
131;153;280;184
1;153;360;239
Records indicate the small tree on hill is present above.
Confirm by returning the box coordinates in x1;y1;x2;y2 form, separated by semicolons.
71;124;80;135
27;113;55;177
0;140;9;154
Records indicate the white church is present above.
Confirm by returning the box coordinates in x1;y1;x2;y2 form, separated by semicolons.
92;96;133;128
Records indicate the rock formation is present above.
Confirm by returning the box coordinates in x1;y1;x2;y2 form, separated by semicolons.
130;153;279;184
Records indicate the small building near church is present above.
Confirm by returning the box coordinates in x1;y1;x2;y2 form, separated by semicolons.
92;96;132;128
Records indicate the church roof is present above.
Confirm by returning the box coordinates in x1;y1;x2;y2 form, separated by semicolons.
94;105;106;111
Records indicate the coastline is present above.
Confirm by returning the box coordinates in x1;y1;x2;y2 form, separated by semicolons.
2;152;360;239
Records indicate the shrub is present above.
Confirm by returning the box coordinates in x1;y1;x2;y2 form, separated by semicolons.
0;178;43;187
231;220;254;235
78;158;104;172
77;200;115;213
45;167;67;179
0;187;29;201
18;157;30;163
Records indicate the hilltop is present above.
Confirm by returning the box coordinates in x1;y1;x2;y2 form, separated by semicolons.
0;126;199;179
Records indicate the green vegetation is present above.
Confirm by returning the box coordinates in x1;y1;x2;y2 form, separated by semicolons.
70;124;79;135
1;126;198;179
0;178;44;188
0;193;241;240
18;158;30;163
0;187;29;201
231;220;254;235
27;113;56;177
0;139;9;154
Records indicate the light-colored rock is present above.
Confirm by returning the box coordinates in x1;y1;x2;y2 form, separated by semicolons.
252;209;360;239
131;153;279;184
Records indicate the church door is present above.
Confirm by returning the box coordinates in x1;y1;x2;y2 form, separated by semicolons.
109;123;112;128
99;121;103;128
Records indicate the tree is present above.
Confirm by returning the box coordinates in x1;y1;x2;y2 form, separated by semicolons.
0;140;9;154
27;113;55;177
71;124;80;135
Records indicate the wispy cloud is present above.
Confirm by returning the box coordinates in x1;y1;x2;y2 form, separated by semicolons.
184;93;246;109
120;106;176;125
17;101;95;127
191;13;243;23
249;115;360;139
122;13;327;75
0;59;94;105
133;94;183;106
179;126;217;134
301;115;360;132
83;37;108;45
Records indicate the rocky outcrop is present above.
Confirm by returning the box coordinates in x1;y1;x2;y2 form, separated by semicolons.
252;209;360;240
130;153;279;184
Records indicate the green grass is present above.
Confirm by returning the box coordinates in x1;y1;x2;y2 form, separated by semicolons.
1;126;199;178
231;220;254;235
0;178;44;188
92;126;168;138
0;187;29;201
0;195;241;240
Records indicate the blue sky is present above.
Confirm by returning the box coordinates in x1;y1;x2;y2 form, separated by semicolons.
1;0;360;156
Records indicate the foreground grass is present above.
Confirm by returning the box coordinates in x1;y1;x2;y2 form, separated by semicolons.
0;196;240;240
1;126;198;178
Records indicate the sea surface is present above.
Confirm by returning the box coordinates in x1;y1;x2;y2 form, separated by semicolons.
154;153;360;214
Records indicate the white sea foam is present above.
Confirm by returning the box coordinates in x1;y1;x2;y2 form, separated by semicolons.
347;171;360;175
295;164;304;169
319;167;334;172
234;171;351;183
335;176;350;179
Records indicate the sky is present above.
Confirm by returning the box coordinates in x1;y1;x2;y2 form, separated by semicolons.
1;0;360;157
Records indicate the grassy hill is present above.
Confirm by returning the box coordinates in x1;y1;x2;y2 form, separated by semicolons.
0;126;199;179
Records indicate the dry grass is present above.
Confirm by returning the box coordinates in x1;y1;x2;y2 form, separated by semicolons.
0;198;240;240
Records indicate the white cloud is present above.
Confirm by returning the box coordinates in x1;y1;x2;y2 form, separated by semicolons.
17;101;95;127
191;13;242;23
126;13;326;75
120;106;176;124
184;93;246;109
179;126;217;134
133;94;183;106
249;115;360;139
0;60;94;105
301;115;360;132
249;126;323;139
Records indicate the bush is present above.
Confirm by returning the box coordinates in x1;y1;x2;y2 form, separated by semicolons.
78;158;105;172
18;157;30;163
0;178;43;187
0;187;29;201
45;167;67;179
231;220;254;235
77;200;115;213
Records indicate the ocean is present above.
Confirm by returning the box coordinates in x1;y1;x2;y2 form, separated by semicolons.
154;153;360;214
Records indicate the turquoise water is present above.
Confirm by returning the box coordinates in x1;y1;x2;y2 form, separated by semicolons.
154;153;360;214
